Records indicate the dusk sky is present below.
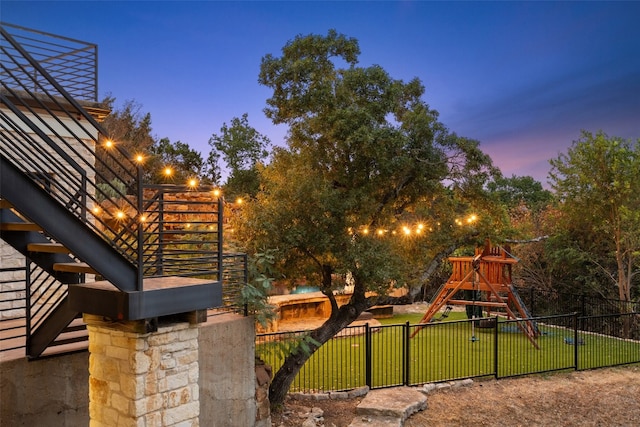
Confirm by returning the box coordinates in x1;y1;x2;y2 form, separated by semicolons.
3;1;639;185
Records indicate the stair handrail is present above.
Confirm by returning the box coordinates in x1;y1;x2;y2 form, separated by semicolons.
2;23;233;297
1;23;144;288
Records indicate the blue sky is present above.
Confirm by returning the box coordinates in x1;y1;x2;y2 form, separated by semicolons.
3;1;639;185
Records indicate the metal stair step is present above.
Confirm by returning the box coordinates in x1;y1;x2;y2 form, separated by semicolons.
50;331;88;347
64;318;86;333
27;242;70;254
0;222;42;232
41;324;89;356
53;262;97;274
40;340;88;358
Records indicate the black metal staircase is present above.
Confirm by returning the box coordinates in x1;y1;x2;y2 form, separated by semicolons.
0;22;237;359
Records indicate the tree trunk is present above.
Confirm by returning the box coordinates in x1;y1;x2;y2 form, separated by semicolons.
269;278;369;407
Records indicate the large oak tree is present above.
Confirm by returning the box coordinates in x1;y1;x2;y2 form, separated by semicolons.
237;30;496;405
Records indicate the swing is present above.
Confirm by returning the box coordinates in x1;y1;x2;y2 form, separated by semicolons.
431;305;452;322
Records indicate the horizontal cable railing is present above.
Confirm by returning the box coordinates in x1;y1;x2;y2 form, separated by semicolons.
136;185;222;280
220;253;248;313
0;22;97;101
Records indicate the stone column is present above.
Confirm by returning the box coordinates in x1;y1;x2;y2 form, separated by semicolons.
85;315;200;427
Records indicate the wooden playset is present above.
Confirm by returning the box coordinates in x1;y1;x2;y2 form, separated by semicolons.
411;240;539;348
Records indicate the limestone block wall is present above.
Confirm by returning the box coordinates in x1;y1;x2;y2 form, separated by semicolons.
87;320;200;427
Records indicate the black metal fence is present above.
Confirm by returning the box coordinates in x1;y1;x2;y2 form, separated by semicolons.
256;312;640;393
515;286;639;317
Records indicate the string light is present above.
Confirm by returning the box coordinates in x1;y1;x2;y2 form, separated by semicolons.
163;167;173;177
104;140;114;149
212;188;222;197
187;178;198;188
349;213;477;239
134;154;145;163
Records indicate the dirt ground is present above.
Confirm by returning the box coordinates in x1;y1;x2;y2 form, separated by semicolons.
271;364;640;426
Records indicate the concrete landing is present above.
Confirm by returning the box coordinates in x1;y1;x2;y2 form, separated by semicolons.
349;387;427;426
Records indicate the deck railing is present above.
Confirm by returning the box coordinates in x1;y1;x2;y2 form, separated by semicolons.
1;22;241;291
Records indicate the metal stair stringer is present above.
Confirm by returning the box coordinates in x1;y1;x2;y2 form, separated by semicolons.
27;295;79;358
0;155;138;291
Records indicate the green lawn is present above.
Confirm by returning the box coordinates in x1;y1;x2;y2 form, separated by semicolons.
257;311;640;393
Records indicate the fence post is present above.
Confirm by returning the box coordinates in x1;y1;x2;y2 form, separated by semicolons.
529;287;535;316
136;166;143;291
404;321;410;386
365;323;371;388
493;315;499;379
574;312;579;371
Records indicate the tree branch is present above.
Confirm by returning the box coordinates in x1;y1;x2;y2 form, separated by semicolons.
505;235;549;244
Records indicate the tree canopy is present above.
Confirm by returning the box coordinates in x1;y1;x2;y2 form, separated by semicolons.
207;113;270;198
549;131;640;305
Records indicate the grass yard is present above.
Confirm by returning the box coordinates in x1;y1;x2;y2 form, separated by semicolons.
256;310;640;393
